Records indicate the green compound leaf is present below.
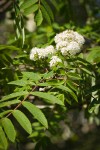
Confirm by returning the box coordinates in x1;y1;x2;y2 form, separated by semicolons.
0;100;20;108
41;0;54;21
43;71;54;79
0;126;8;150
1;91;29;102
31;92;64;106
24;4;38;16
41;5;51;24
12;110;32;134
8;79;35;86
67;72;82;80
66;80;78;92
8;79;29;86
1;118;16;142
56;85;78;102
0;45;20;51
87;46;100;63
22;101;48;128
35;9;43;26
20;0;38;10
0;110;12;118
22;72;42;82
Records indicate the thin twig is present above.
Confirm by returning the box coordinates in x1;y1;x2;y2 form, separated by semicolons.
6;86;37;118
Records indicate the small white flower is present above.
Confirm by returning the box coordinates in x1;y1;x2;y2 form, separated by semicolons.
49;56;62;68
45;45;55;56
54;32;68;43
54;30;75;44
61;47;68;56
56;41;68;50
66;41;81;55
74;32;85;46
60;42;81;55
30;47;39;61
54;33;63;43
54;30;85;56
30;45;55;61
38;48;45;59
62;30;75;42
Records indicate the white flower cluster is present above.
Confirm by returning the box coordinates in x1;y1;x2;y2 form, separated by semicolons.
30;45;55;61
49;56;62;68
30;30;85;68
54;30;85;55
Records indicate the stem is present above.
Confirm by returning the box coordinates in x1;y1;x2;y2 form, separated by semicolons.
6;86;37;118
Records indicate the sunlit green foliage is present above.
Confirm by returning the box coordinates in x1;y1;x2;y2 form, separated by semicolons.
0;0;100;150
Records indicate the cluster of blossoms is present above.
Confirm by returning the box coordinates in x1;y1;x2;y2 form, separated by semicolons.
54;30;85;55
49;56;62;68
30;45;55;61
30;30;85;67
